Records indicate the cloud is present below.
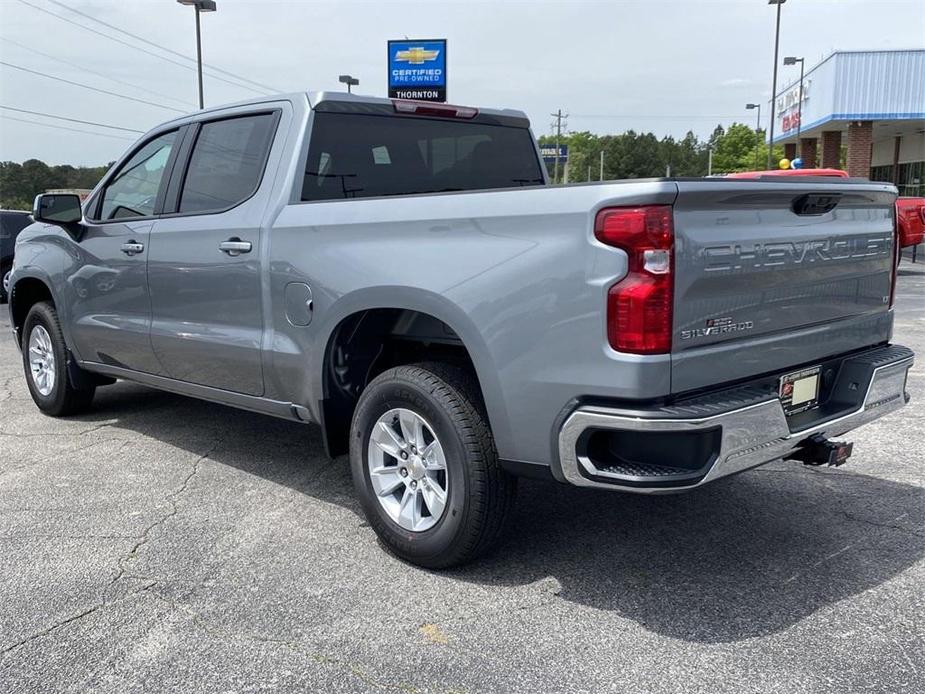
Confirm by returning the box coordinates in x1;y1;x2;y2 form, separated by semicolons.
720;78;753;87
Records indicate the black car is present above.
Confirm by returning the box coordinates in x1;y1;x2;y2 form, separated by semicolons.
1;210;32;303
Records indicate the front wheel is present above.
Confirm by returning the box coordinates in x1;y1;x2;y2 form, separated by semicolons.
0;265;11;303
21;301;95;416
349;363;516;568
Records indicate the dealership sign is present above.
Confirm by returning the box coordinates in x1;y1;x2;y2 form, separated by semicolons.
388;39;447;102
777;80;810;133
540;144;568;164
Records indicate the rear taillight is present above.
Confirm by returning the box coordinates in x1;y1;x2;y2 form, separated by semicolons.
594;205;674;354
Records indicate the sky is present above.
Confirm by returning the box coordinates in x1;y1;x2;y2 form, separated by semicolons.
0;0;923;166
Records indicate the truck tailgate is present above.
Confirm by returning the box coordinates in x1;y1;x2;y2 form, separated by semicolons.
671;179;897;393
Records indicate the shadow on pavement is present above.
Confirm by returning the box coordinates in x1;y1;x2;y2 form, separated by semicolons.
75;380;925;644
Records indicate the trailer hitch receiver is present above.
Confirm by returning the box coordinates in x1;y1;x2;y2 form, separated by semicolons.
786;433;854;467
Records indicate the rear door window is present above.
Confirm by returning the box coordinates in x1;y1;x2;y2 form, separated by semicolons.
301;112;544;201
178;113;277;214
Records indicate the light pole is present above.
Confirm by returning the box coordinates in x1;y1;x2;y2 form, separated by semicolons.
339;75;359;94
767;0;786;169
746;102;762;170
177;0;216;110
783;56;805;141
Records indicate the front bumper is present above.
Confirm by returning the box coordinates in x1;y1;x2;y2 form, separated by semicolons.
557;344;914;493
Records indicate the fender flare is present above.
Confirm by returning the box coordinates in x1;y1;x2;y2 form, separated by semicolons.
314;286;513;450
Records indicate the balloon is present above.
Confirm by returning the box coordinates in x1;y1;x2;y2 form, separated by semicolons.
778;158;791;170
792;157;803;169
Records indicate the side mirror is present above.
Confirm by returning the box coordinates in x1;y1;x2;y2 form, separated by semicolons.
33;193;83;225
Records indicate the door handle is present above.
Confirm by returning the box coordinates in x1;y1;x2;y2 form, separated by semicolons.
120;241;144;256
219;239;252;256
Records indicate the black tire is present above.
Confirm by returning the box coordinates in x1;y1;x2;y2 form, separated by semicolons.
349;362;516;569
21;301;95;416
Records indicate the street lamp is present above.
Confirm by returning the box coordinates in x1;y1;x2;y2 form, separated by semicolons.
177;0;217;110
746;103;762;170
783;56;805;141
339;75;359;94
767;0;786;169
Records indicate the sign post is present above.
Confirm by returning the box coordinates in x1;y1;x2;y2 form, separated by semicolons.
388;39;447;102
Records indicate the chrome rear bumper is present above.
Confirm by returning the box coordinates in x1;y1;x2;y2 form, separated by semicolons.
558;345;913;493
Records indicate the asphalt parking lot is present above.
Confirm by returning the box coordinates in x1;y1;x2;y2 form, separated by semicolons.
1;258;923;694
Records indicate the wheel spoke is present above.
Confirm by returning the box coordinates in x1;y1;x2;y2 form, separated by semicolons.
398;486;421;528
372;421;405;457
421;439;446;470
398;411;423;450
421;482;446;520
370;465;405;497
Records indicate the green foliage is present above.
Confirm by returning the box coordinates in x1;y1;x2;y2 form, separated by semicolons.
0;160;111;210
539;123;783;182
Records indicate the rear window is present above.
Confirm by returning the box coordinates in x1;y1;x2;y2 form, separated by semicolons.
301;112;544;202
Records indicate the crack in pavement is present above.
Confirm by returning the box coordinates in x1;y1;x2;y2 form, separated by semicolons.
145;589;420;693
0;443;216;658
0;419;121;438
108;442;218;587
839;510;924;538
0;437;131;479
0;582;157;658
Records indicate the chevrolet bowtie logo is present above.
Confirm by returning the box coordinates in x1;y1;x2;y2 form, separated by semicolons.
395;47;440;65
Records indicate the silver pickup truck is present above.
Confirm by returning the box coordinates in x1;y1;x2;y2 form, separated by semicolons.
8;92;914;567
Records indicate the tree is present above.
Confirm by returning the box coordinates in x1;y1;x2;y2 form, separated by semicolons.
0;160;110;209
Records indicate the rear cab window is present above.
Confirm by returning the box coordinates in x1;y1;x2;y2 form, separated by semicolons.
301;112;544;201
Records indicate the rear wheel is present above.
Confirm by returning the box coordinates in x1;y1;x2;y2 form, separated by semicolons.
22;301;95;416
349;363;516;568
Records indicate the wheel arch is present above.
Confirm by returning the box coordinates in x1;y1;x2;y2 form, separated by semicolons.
9;272;57;349
316;288;510;459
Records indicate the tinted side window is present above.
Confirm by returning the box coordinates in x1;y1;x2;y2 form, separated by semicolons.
301;113;544;201
178;113;277;214
98;130;177;220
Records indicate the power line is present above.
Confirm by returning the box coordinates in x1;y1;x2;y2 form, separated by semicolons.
0;36;197;109
47;0;281;94
0;114;137;141
14;0;271;97
0;105;144;133
571;113;756;120
0;61;186;113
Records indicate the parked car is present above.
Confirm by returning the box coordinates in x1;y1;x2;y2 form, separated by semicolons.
1;210;32;303
725;168;925;253
8;92;914;567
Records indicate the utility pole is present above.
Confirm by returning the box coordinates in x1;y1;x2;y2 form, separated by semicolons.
599;150;604;181
708;146;713;176
550;109;567;184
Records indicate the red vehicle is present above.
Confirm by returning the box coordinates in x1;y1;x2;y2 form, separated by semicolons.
726;168;925;255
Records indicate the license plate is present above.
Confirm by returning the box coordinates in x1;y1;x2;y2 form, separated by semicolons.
779;366;821;415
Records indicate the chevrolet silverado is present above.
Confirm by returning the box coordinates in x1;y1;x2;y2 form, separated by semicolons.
7;92;914;567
